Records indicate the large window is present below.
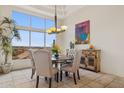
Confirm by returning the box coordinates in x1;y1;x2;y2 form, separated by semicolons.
46;33;56;47
12;11;30;27
31;31;44;47
46;19;55;47
31;16;45;29
12;30;29;46
46;19;55;29
12;11;56;47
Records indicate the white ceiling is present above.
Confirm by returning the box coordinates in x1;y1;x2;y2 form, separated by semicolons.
15;5;84;19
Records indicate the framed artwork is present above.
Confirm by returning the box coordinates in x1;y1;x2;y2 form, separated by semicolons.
75;20;90;44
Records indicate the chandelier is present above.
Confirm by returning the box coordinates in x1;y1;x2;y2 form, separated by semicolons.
47;5;67;34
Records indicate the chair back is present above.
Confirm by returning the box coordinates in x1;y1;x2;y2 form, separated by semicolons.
72;50;82;71
32;49;52;77
43;47;52;54
66;49;76;59
28;49;36;68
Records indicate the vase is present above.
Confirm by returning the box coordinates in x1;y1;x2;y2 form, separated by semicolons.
54;53;59;59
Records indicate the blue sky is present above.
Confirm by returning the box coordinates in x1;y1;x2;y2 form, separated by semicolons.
12;11;56;47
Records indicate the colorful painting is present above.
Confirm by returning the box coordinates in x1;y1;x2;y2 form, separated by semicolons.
75;20;90;44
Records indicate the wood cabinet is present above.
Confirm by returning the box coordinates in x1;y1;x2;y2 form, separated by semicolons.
80;49;101;72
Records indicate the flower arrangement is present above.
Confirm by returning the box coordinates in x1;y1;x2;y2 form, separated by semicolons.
52;40;60;55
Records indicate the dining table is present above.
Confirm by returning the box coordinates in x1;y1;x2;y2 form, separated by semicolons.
52;55;73;68
52;54;73;79
52;55;73;62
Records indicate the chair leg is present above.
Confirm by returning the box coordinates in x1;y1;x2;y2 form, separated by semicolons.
73;73;77;85
77;70;80;80
45;77;47;81
54;74;57;81
31;68;35;79
36;76;39;88
56;72;59;83
60;71;63;81
65;71;68;77
49;78;52;88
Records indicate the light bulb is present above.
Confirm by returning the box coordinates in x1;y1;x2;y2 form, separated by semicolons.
57;28;61;32
61;26;67;31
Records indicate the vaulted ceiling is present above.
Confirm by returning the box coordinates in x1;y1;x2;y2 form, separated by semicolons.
14;5;84;19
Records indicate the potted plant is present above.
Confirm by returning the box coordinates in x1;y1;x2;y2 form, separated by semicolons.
0;17;20;73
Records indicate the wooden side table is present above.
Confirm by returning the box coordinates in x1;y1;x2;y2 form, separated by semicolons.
80;49;101;72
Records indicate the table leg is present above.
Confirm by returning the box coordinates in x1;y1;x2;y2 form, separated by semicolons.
55;63;58;68
45;77;47;81
65;71;68;77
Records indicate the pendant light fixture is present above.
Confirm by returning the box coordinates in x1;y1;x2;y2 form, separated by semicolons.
47;5;67;34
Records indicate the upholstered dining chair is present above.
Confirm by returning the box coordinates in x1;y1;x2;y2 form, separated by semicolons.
63;49;76;76
32;49;59;88
28;49;37;79
66;49;76;64
60;50;82;85
66;49;76;58
28;48;52;79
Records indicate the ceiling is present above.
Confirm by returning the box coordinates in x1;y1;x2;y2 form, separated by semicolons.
14;5;84;19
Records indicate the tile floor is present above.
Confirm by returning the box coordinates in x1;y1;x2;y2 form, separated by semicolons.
0;68;124;88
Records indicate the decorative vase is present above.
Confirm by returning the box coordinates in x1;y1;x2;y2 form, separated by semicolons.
54;53;59;59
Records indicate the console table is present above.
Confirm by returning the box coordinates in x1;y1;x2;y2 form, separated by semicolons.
80;49;101;72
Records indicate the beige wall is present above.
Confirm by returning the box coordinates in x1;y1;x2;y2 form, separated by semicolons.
0;6;11;17
59;5;124;77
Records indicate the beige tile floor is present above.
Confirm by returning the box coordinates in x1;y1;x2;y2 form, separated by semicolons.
0;68;124;88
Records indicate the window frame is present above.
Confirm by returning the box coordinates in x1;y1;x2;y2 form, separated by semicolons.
12;11;56;48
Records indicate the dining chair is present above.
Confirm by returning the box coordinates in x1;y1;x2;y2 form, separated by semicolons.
32;49;59;88
29;48;52;79
43;47;52;53
63;49;76;76
28;49;37;79
60;50;82;85
66;49;76;58
66;49;76;64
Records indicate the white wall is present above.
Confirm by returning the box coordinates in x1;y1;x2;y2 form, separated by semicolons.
60;5;124;77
